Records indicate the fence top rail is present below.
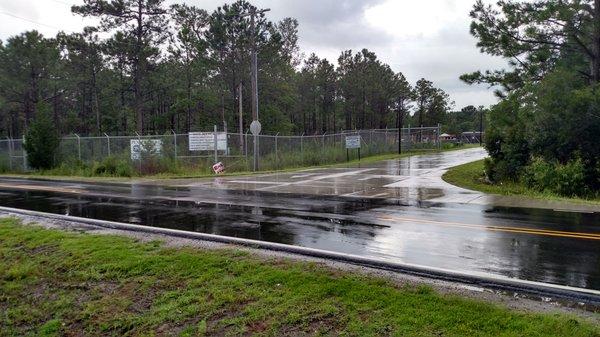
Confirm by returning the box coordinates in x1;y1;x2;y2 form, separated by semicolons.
62;136;109;140
0;126;442;142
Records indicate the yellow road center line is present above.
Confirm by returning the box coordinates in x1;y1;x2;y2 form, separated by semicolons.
377;215;600;240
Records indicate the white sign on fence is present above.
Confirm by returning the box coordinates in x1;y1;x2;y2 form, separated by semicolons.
345;135;361;149
130;139;163;160
189;132;227;151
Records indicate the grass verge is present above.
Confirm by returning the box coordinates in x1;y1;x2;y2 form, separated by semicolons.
2;144;481;182
442;159;600;205
1;217;598;336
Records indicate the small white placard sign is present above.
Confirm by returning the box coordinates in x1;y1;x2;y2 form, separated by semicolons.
189;132;227;151
345;135;361;149
130;139;163;160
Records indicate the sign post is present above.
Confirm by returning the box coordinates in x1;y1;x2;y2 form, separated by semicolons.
250;120;261;171
213;125;218;163
345;135;361;162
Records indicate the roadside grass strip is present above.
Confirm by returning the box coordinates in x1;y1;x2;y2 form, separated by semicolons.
442;159;600;206
0;217;598;336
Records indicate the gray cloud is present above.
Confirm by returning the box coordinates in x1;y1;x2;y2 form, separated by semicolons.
180;0;391;49
1;0;505;108
269;0;390;49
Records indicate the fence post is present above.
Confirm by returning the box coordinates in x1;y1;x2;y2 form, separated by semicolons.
171;130;177;162
6;137;12;171
74;134;81;162
213;125;218;163
104;133;110;157
437;123;441;150
322;132;326;160
407;125;411;151
135;132;142;172
223;123;229;156
300;132;304;165
245;131;248;158
275;132;279;170
22;136;26;171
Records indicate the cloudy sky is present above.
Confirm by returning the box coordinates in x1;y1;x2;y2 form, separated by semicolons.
0;0;506;109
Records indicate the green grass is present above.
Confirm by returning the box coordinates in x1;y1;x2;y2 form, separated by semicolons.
442;159;600;205
0;218;598;336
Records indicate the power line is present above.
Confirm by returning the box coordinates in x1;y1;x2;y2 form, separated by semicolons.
0;11;75;32
47;0;75;6
0;10;154;49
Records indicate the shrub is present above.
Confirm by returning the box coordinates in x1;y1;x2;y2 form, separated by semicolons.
93;156;133;177
45;160;92;176
523;157;589;197
483;97;530;182
0;155;11;173
553;158;589;197
23;110;60;170
522;157;555;190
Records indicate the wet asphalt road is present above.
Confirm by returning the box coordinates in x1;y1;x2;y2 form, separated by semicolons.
0;148;599;290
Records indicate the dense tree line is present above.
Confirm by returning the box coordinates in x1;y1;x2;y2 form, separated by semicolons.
464;0;600;197
0;0;454;138
445;105;486;136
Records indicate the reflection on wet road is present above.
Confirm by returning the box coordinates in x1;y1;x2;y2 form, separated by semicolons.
178;148;489;203
0;148;598;290
0;183;599;291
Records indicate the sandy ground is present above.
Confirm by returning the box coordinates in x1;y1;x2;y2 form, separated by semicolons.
3;210;599;325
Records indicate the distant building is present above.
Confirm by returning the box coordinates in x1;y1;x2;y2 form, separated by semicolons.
461;131;484;143
439;133;456;142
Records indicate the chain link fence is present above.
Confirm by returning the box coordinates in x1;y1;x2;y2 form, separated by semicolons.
0;126;449;174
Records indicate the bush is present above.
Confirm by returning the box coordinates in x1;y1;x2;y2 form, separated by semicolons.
483;96;530;183
23;110;60;170
92;156;133;177
484;68;600;195
0;155;11;173
522;157;555;191
44;160;92;176
523;157;589;197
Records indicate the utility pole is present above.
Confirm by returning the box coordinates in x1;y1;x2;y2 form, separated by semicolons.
241;7;270;171
238;82;243;154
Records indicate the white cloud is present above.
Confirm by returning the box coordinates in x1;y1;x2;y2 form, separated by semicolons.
365;0;464;38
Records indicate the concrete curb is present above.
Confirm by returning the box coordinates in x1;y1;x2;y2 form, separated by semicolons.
2;205;599;305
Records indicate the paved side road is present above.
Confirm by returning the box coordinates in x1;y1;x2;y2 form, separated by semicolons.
173;147;599;212
176;147;487;203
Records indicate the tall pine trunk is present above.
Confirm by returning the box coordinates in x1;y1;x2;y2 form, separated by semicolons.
592;0;600;83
